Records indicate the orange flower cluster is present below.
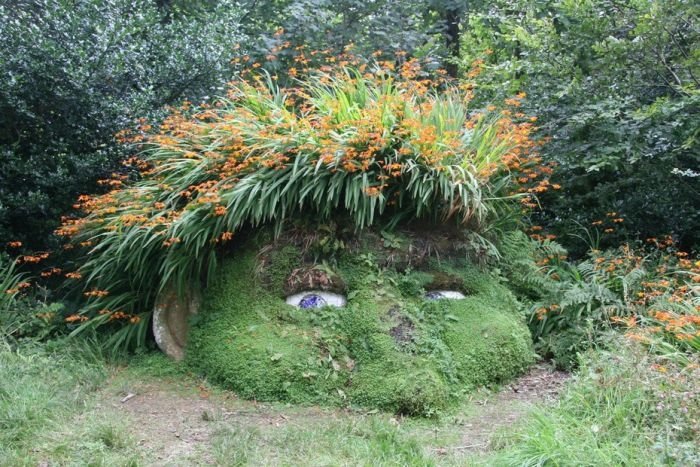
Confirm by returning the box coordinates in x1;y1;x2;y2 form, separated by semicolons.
527;224;561;243
115;117;151;145
645;235;676;249
162;237;181;247
219;231;234;242
536;304;560;320
5;281;29;295
84;289;109;298
40;267;62;278
590;212;626;234
649;310;700;336
103;310;140;323
592;242;700;350
65;314;89;323
96;172;128;188
17;252;49;264
611;315;637;327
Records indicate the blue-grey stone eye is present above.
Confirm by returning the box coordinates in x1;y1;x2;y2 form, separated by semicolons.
425;290;466;300
286;291;347;308
299;294;327;309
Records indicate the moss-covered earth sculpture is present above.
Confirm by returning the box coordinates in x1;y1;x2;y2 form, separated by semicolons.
60;62;547;415
169;227;534;416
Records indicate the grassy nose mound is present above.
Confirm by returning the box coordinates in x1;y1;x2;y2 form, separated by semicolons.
186;243;534;416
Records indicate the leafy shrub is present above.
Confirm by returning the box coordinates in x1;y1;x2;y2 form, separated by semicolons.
0;0;246;250
238;0;482;78
57;60;544;347
0;255;66;342
461;0;700;254
498;230;567;301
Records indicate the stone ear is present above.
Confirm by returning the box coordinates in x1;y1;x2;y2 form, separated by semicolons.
153;286;200;361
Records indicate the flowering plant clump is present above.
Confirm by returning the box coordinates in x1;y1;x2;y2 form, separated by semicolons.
530;239;700;365
58;58;546;347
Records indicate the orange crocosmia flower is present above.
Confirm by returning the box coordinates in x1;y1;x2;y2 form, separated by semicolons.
65;314;88;323
163;237;181;247
18;252;50;264
363;186;382;197
84;289;109;298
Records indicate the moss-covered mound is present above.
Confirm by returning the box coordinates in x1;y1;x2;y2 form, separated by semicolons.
186;233;534;416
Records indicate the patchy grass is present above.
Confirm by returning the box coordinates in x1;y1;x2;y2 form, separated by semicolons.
0;339;141;465
17;338;697;466
209;417;433;466
0;339;568;465
491;342;699;466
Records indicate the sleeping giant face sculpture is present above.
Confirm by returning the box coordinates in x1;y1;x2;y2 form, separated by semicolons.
154;226;534;416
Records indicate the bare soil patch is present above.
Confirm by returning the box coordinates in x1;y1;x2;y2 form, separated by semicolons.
92;362;568;465
436;362;570;456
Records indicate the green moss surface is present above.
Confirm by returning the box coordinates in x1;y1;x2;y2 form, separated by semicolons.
186;239;534;416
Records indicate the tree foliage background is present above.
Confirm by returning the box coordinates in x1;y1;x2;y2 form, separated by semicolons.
461;0;699;253
0;0;698;255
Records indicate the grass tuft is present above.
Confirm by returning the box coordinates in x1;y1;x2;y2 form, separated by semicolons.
491;342;700;466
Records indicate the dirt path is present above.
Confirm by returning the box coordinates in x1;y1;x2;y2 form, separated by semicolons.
95;363;569;465
435;363;570;456
101;381;220;465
